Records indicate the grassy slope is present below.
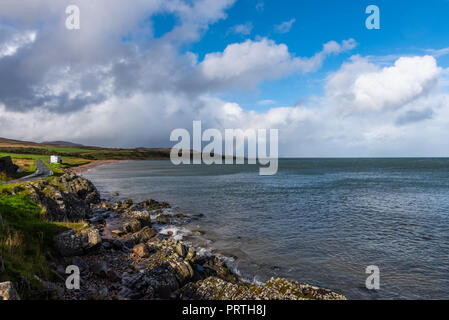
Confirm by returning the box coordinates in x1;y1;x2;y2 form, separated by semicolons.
0;140;171;161
0;188;85;296
0;139;97;295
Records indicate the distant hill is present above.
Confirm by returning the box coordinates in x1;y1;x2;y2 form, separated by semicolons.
0;137;41;147
41;141;84;147
0;136;172;160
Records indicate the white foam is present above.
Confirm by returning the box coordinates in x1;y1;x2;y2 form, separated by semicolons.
158;225;191;240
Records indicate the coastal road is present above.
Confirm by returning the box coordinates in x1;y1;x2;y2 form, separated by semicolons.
1;159;53;184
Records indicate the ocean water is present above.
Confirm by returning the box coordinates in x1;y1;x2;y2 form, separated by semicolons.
83;158;449;300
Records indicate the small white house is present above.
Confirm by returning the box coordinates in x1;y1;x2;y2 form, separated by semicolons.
50;155;62;164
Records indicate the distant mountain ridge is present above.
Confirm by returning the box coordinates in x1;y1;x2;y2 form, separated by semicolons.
41;141;84;147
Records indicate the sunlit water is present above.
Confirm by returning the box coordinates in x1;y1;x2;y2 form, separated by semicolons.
83;158;449;299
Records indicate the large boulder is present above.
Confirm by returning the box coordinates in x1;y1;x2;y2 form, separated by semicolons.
26;173;100;222
56;173;100;204
122;210;151;226
0;282;20;300
130;226;157;243
0;156;19;175
178;277;347;300
53;228;101;257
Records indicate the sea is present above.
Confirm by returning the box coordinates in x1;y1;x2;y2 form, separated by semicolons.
83;158;449;299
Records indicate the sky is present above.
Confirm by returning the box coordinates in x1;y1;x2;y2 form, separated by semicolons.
0;0;449;157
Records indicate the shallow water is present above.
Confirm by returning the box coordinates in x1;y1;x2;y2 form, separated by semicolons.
83;158;449;299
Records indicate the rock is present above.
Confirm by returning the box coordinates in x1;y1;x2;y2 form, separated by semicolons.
122;199;134;209
178;277;256;300
102;242;112;249
193;255;238;283
0;256;4;274
72;256;89;272
136;199;171;210
178;276;346;300
26;173;100;222
111;229;125;237
103;238;124;250
113;192;120;197
123;219;142;233
156;214;170;224
175;242;187;258
0;281;20;300
145;266;179;299
53;228;101;257
133;243;150;258
112;201;122;210
84;228;101;247
89;216;105;224
89;285;109;300
107;270;121;282
12;186;24;195
161;202;171;208
101;201;113;210
120;272;155;299
91;260;109;278
185;247;196;261
123;210;151;226
32;276;63;300
131;226;157;243
0;156;19;175
167;259;194;284
263;278;347;300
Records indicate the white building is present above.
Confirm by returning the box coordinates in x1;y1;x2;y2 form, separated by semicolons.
50;155;62;164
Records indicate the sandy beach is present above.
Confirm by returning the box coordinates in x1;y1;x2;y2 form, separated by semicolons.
68;160;127;174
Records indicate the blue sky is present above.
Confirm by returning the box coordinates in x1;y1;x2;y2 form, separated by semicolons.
179;0;449;110
1;0;449;156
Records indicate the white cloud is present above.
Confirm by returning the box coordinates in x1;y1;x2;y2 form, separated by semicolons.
228;22;253;36
257;99;276;106
296;38;357;73
327;55;441;113
1;1;449;157
198;38;357;88
426;47;449;57
0;27;36;58
199;38;299;87
275;19;295;34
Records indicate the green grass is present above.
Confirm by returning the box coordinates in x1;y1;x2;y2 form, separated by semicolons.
0;146;171;161
0;194;64;286
0;153;91;180
33;146;103;154
0;192;86;297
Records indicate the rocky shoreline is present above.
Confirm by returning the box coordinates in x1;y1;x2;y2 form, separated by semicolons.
0;172;346;300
